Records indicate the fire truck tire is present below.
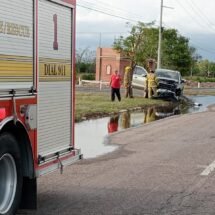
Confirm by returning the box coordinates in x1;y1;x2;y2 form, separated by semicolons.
0;133;23;215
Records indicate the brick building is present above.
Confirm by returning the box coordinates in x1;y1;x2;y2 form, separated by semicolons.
96;48;131;82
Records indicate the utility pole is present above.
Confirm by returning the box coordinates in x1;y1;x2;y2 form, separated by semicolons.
207;61;210;77
157;0;173;69
157;0;163;69
99;32;102;47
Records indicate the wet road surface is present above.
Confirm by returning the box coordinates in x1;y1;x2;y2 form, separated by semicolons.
19;105;215;215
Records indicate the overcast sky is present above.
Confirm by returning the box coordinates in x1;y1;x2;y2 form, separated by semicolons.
76;0;215;61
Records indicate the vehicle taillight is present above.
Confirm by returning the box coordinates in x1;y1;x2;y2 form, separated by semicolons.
0;108;6;120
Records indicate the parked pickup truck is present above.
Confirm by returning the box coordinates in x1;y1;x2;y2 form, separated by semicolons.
156;69;185;99
132;67;185;100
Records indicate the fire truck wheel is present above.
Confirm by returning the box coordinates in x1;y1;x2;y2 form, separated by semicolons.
0;133;23;215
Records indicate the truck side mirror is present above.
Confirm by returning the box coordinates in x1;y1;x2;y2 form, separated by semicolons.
181;79;186;83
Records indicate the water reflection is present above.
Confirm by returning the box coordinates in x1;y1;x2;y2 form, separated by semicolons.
75;118;118;159
120;111;130;129
108;115;119;133
154;105;180;119
144;107;156;123
75;95;215;159
186;95;214;113
75;105;180;159
119;105;181;129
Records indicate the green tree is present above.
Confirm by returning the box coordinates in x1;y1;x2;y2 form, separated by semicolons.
189;47;202;76
76;48;96;73
196;60;215;77
113;22;198;76
161;29;193;75
197;60;209;76
209;62;215;77
113;22;156;69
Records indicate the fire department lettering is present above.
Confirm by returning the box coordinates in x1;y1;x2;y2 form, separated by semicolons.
0;20;30;38
44;64;66;76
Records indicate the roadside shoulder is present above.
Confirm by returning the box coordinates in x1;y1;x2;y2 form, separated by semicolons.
207;104;215;112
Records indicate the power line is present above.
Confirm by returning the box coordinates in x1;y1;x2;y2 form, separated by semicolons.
77;2;140;23
77;32;128;34
163;22;215;55
189;40;215;55
78;0;147;22
189;0;215;30
174;0;215;35
163;0;215;57
77;0;215;58
77;0;153;23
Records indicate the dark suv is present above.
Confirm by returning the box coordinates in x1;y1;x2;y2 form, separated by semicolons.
155;69;185;99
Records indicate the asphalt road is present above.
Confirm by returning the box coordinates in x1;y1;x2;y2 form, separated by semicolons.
20;105;215;215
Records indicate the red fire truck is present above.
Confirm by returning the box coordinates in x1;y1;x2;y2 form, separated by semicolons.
0;0;81;214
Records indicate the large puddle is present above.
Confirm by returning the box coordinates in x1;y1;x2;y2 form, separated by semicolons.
75;95;215;159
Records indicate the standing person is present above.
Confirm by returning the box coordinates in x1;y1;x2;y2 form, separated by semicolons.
123;66;133;98
110;69;121;102
146;59;158;98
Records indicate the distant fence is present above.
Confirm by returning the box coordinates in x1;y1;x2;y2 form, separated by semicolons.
78;77;109;90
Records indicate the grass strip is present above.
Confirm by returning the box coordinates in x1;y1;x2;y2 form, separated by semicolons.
75;92;166;122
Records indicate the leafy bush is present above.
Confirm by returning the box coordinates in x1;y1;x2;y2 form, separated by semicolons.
81;73;95;80
185;76;215;83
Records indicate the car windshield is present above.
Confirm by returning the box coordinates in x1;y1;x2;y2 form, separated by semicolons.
155;69;179;80
134;67;147;75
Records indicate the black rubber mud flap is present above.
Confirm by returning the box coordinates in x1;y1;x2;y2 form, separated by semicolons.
19;177;37;210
